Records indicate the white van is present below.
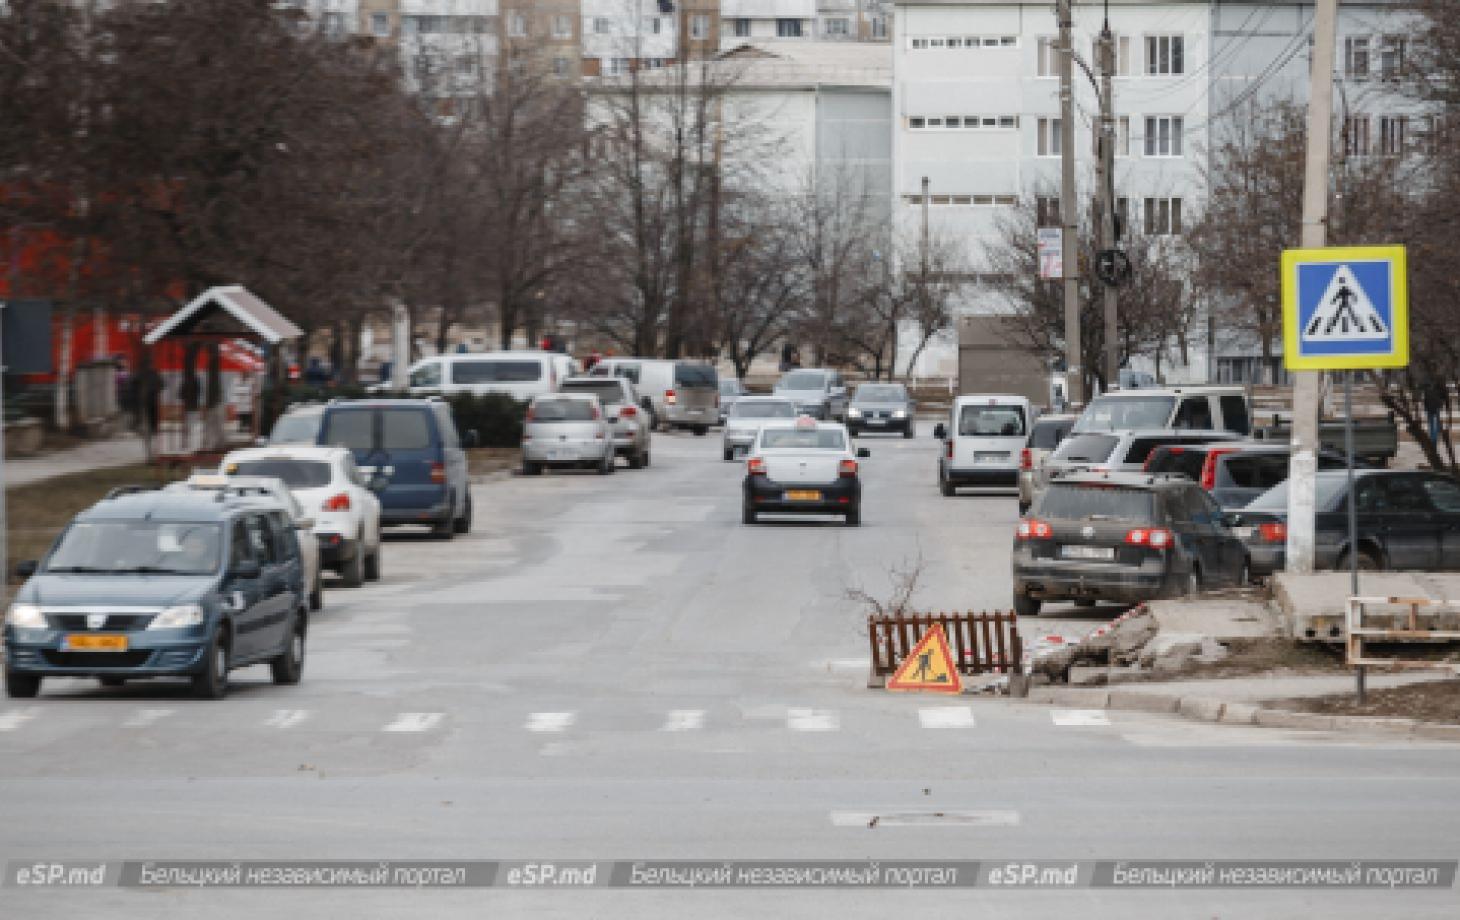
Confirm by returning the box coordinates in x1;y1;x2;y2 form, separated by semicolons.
404;351;577;402
935;394;1035;496
588;357;719;432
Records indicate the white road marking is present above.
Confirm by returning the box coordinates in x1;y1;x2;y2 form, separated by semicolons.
0;709;38;732
526;712;576;733
787;708;839;732
918;706;976;729
264;709;311;729
661;709;705;732
123;708;175;728
382;712;444;733
1051;709;1111;727
831;810;1020;828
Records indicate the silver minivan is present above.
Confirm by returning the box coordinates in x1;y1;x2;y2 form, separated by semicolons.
559;376;652;469
521;394;615;476
936;394;1033;496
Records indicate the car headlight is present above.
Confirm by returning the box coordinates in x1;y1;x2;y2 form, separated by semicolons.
5;603;45;629
147;604;205;630
848;407;862;418
893;409;908;418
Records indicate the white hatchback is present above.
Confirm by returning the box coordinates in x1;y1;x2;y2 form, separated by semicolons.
936;394;1035;497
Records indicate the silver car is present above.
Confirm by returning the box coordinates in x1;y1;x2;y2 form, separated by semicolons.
847;382;915;438
773;368;849;421
722;396;797;461
719;378;749;425
521;394;615;476
559;376;652;469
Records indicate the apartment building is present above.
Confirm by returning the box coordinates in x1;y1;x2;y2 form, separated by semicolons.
501;0;584;79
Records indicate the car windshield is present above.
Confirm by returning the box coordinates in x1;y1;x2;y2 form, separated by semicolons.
733;401;796;420
1039;485;1155;520
777;371;826;390
1246;475;1352;513
675;364;718;388
1076;395;1177;431
531;398;596;422
453;360;542;384
321;409;374;451
958;405;1026;437
1029;419;1073;450
228;460;332;488
47;520;223;575
561;381;626;405
759;428;847;451
380;409;432;449
856;385;906;402
269;412;321;444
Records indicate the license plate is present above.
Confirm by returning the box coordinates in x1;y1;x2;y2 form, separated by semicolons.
64;634;129;651
785;490;822;502
866;418;886;426
976;453;1008;464
1061;545;1115;561
1234;526;1254;540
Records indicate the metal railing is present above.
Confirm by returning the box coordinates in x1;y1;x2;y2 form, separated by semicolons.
867;611;1022;682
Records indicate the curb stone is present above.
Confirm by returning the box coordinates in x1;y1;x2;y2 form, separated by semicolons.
1254;709;1338;731
1177;697;1226;722
1052;688;1109;708
1219;702;1260;725
1107;690;1180;713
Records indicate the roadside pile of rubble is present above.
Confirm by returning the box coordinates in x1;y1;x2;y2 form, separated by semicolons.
1025;605;1233;686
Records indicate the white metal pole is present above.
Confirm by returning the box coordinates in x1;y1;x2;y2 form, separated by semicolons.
1057;0;1082;406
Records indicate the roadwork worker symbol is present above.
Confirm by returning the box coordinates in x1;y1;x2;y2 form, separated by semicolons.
887;624;963;694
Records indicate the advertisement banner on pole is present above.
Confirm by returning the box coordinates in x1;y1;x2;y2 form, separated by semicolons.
1037;228;1063;280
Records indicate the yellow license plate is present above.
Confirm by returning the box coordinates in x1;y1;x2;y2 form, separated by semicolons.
785;490;822;502
64;634;129;651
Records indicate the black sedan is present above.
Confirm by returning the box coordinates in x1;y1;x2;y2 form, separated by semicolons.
1231;470;1460;575
846;383;915;438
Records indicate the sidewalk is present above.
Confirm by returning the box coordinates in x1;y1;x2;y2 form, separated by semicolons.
3;435;147;489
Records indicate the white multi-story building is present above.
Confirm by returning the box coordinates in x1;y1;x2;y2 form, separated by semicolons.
718;0;816;44
581;0;679;76
398;0;500;98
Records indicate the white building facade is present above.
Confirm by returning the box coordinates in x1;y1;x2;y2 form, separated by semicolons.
581;0;680;75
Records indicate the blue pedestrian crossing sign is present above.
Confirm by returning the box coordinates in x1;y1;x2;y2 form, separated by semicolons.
1281;245;1408;370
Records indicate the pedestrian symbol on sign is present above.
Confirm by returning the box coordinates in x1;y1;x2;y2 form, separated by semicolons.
1301;264;1388;342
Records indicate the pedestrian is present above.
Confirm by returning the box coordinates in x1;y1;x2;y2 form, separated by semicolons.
1424;379;1449;445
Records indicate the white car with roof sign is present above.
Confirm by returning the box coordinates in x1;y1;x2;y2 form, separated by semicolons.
742;416;870;526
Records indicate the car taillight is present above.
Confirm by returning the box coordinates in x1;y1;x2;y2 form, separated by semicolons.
323;492;351;511
1200;447;1236;491
591;406;601;420
839;459;857;477
621;405;637;417
1020;448;1033;471
666;389;677;405
1016;518;1053;540
1126;527;1174;549
430;462;446;484
525;407;535;421
1259;522;1287;544
945;440;953;459
1145;445;1184;472
747;457;766;476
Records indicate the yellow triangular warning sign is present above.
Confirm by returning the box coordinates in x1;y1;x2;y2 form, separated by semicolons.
886;624;963;694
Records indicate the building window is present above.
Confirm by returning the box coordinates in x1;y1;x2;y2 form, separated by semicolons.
552;15;572;39
1379;115;1407;155
456;55;476;77
593;17;611;35
1144;197;1183;236
320;11;345;35
1093;34;1131;76
871;18;887;39
1037;36;1058;77
1145;34;1184;75
824;17;849;37
1144;116;1184;157
647;16;661;34
1344;115;1371;156
733;18;750;38
776;18;802;38
1380;35;1405;81
1345;36;1370;79
1094;116;1131;156
508;11;527;38
1037;117;1062;156
691;14;710;40
1036;196;1061;228
553;56;571;77
607;57;630;76
370;12;390;37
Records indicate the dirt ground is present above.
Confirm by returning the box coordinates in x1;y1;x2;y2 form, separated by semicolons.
467;447;520;478
1173;638;1351;678
1281;679;1460;724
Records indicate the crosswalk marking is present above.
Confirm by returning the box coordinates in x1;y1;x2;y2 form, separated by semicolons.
918;706;976;729
382;712;443;733
1051;709;1111;727
122;708;175;728
526;712;576;733
787;708;839;732
0;709;37;732
660;709;704;732
264;709;311;729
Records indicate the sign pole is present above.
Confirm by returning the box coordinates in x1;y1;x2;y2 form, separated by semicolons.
1343;370;1366;702
1056;0;1082;406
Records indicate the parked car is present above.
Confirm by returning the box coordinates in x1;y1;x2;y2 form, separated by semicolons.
559;376;652;469
1034;429;1243;507
1018;413;1078;515
266;404;326;445
522;393;615;476
773;368;849;422
3;487;308;699
719;378;749;425
848;382;916;438
398;351;575;402
1072;386;1252;436
316;399;473;538
1011;472;1250;617
1251;413;1400;466
1144;442;1355;510
742;417;869;526
1231;470;1460;577
218;446;384;588
722;396;797;461
588;358;719;434
935;394;1034;496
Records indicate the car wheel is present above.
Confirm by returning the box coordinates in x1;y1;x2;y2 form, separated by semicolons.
453;494;472;534
642;450;651;468
1017;500;1030;516
723;447;734;462
940;476;955;498
363;542;381;582
191;630;230;700
692;425;708;436
1013;592;1041;617
98;676;127;688
627;450;643;470
5;670;41;699
847;426;859;438
742;502;757;525
902;426;914;439
270;614;306;685
431;513;456;540
598;451;614;475
309;571;323;610
340;545;365;587
1185;567;1202;597
523;461;542;476
846;505;861;527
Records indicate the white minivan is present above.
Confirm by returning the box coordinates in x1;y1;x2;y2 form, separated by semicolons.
935;394;1035;496
403;351;577;402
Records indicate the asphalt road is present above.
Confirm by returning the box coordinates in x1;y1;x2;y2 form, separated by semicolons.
3;423;1459;918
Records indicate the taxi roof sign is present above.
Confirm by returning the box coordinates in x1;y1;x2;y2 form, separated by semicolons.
1281;245;1408;371
886;624;963;694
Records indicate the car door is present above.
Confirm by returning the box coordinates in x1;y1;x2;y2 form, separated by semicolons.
1368;475;1442;570
223;518;268;661
1167;487;1212;576
1419;475;1460;569
1194;488;1243;581
433;405;468;517
266;511;304;627
243;513;292;658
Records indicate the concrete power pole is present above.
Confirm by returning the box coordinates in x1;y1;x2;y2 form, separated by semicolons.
1286;0;1340;574
1057;0;1082;405
1097;15;1119;389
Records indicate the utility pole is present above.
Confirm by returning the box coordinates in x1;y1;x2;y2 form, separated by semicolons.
1057;0;1082;405
1097;7;1119;389
1286;0;1340;574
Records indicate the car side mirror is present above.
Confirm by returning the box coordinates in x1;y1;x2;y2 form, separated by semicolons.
14;560;37;579
856;447;871;459
462;429;480;449
231;559;262;580
933;423;947;440
368;473;390;493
